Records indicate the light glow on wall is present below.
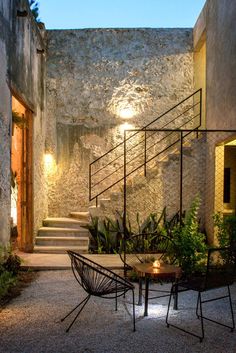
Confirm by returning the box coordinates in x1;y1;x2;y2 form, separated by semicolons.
119;122;134;134
118;106;136;119
108;80;152;120
44;153;57;174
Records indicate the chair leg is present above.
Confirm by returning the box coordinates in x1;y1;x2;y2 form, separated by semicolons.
115;282;118;311
166;285;173;327
198;286;235;332
61;295;90;333
227;285;235;331
196;291;200;319
132;289;136;332
166;287;204;342
198;292;204;342
138;278;143;306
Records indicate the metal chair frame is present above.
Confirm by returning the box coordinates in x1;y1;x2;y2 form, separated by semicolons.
166;247;235;342
120;232;175;306
61;250;136;332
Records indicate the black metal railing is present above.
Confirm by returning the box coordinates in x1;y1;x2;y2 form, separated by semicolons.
89;89;202;205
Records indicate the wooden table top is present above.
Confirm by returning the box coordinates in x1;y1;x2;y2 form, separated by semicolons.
133;262;181;279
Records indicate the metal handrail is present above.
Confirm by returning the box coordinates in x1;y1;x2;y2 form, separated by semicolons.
89;89;202;202
91;101;200;178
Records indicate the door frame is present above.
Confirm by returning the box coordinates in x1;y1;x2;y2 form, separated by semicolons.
11;93;34;252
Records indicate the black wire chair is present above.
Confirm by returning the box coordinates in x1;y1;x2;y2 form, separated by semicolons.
166;247;236;342
61;250;136;332
120;232;175;306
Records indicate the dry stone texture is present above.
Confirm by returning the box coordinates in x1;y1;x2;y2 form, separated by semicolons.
46;28;193;216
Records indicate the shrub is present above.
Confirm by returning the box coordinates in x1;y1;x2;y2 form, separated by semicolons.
213;213;236;248
0;245;21;300
166;197;207;276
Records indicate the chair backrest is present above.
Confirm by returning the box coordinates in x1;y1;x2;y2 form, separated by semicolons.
67;251;134;296
204;247;235;290
119;232;174;269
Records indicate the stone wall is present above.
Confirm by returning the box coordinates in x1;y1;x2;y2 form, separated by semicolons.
193;0;236;241
91;132;207;230
46;28;194;216
0;0;47;245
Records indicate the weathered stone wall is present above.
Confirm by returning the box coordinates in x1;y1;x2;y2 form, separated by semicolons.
46;28;194;216
0;0;47;245
91;133;207;230
193;0;236;241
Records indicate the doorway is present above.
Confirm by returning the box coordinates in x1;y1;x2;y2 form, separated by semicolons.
11;96;33;252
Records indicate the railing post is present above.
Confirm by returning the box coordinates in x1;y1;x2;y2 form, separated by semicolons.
180;131;183;223
123;130;127;277
199;88;202;127
197;88;202;139
89;163;91;201
144;129;147;177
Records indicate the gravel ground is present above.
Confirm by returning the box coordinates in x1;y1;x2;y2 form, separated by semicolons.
1;270;236;353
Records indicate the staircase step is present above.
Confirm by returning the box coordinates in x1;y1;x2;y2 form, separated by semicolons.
43;217;88;228
99;198;111;209
35;236;89;247
69;211;90;221
38;227;89;237
34;245;88;254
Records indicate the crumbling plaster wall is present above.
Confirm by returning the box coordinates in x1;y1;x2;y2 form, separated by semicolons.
0;0;47;245
46;28;194;216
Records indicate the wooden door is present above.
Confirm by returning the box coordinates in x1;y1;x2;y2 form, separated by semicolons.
20;109;33;252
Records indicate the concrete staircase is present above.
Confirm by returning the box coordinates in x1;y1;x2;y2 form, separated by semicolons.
34;212;90;254
89;141;195;218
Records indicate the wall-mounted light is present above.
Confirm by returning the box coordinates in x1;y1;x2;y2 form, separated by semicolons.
118;107;136;119
44;153;57;175
17;10;28;17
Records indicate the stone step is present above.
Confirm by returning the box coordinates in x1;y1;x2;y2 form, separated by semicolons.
43;217;88;228
35;236;89;247
99;198;111;209
69;211;90;221
34;245;88;254
38;227;89;237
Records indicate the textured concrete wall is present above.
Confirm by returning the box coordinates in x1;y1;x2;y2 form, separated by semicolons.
46;28;194;216
91;133;207;230
194;0;236;241
194;0;236;130
0;0;47;245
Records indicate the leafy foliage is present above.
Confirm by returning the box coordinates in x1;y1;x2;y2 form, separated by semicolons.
83;216;122;254
12;111;28;129
84;208;179;255
166;197;207;276
213;213;236;248
0;245;21;299
29;0;40;22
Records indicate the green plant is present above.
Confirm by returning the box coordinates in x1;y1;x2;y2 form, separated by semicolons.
213;213;236;248
166;197;207;276
12;111;28;129
85;208;179;255
29;0;40;22
83;216;122;254
0;271;17;298
0;245;21;299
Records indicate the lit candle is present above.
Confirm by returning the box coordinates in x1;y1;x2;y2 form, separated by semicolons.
153;260;160;268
